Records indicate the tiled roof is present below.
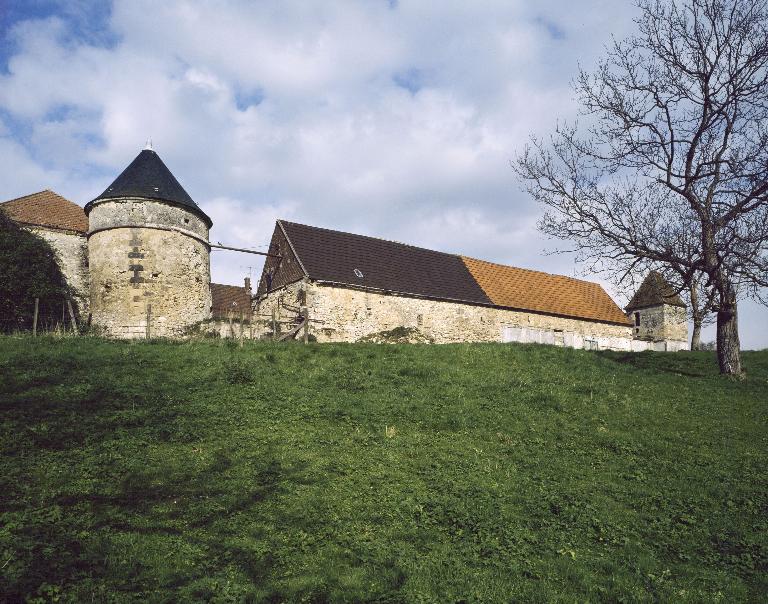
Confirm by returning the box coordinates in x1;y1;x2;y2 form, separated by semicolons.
279;221;492;305
626;271;686;310
462;257;632;325
85;149;212;228
0;190;88;233
211;283;251;319
274;220;631;325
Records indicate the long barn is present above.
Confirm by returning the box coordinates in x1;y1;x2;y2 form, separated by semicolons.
255;220;688;350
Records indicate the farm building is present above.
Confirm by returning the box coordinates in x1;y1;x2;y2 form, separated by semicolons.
1;145;688;349
254;221;688;350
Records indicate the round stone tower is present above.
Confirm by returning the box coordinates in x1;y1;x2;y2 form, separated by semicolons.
85;145;213;338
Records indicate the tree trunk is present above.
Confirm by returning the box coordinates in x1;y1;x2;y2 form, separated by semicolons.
690;319;702;351
716;296;742;375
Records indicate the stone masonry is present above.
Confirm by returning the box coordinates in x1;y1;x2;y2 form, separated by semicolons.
629;304;688;343
255;280;636;347
26;226;89;314
88;198;211;338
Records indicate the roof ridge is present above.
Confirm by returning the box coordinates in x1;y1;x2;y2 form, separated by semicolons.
279;219;469;259
1;189;55;205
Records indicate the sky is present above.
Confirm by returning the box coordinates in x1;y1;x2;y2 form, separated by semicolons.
0;0;765;349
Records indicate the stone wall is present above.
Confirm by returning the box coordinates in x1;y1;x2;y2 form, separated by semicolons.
88;198;209;242
629;304;687;344
87;199;211;338
205;319;255;339
255;280;637;348
27;226;89;315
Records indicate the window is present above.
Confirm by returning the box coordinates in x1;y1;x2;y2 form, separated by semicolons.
297;289;306;305
634;312;640;326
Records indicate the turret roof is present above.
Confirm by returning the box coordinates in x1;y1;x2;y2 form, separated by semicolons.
625;271;686;310
85;149;212;227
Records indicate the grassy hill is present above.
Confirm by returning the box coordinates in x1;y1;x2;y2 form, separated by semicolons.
0;337;766;603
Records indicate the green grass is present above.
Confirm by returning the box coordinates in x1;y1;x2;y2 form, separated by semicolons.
0;337;766;603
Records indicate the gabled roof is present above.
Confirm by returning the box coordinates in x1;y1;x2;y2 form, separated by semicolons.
85;149;212;227
278;220;492;305
211;283;251;319
274;220;632;325
626;271;686;310
0;190;88;234
462;257;631;325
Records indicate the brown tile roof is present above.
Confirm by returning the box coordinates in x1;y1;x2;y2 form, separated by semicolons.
211;283;251;319
625;271;686;310
461;256;632;325
270;220;630;325
0;190;88;234
279;220;492;305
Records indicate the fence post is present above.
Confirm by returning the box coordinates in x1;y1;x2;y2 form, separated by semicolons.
66;298;78;334
303;306;309;344
146;304;152;339
271;309;276;341
239;310;244;347
33;298;39;336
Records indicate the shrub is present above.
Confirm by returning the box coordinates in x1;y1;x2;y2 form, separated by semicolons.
0;210;72;333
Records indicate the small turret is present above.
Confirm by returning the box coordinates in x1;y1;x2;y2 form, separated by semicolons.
626;272;688;346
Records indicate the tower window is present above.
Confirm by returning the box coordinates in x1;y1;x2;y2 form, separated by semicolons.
634;312;640;326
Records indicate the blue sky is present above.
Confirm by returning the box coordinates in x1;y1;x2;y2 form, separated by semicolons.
0;0;765;348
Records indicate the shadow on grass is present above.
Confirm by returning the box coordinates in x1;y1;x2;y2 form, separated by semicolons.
600;350;720;378
3;447;297;601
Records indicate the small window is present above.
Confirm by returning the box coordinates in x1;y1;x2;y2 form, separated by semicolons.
297;289;306;305
634;312;640;326
417;314;423;326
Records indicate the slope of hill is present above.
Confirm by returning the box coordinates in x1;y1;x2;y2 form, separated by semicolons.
1;338;766;602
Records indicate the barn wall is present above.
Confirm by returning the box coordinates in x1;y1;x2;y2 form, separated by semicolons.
256;281;636;348
27;226;89;314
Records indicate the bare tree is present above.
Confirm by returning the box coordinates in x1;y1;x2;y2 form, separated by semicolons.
515;0;768;375
655;265;717;350
687;273;717;349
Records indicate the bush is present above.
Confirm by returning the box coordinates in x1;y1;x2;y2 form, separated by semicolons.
0;210;71;333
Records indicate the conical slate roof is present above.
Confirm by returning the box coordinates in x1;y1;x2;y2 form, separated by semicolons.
85;149;212;227
625;271;686;311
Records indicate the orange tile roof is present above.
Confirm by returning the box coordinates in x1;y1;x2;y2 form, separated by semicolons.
0;190;88;233
461;256;632;325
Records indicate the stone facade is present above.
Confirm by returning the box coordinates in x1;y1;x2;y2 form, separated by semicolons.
26;226;89;315
255;279;639;349
628;304;687;344
87;198;211;338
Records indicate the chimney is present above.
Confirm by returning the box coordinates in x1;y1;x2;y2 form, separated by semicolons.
244;277;252;297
